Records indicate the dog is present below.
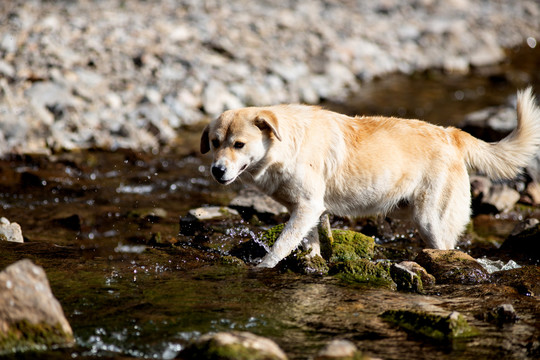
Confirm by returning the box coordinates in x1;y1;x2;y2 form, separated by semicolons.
201;88;540;268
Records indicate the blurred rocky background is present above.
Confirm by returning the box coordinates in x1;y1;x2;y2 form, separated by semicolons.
0;0;539;155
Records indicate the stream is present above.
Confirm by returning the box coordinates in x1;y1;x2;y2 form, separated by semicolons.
1;45;539;359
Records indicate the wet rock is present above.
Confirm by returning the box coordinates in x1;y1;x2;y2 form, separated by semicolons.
0;217;24;243
330;259;396;290
480;304;518;326
329;230;375;263
492;266;540;296
390;261;435;293
499;219;540;261
470;177;520;214
179;331;287;360
230;188;288;217
381;309;478;341
188;206;240;221
315;339;365;360
0;259;74;353
415;249;490;284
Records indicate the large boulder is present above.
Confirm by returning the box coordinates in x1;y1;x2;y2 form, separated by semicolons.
0;259;74;353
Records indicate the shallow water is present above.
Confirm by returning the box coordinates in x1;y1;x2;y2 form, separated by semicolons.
1;45;540;359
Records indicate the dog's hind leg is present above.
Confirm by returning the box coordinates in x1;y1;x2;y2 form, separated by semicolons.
413;165;471;250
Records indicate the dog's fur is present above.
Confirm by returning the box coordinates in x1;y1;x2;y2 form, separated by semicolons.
201;88;540;268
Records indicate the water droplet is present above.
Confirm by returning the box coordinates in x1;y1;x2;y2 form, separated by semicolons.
526;37;537;49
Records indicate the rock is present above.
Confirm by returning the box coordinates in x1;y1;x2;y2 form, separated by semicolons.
179;331;287;360
0;217;24;243
381;309;478;341
499;219;540;261
329;230;375;263
481;304;518;325
470;178;520;214
415;249;490;284
492;266;540;296
315;339;365;360
230;188;288;217
390;262;425;293
0;259;74;353
188;206;240;221
330;259;396;290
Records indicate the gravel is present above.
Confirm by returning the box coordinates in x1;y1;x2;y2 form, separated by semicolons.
0;0;539;154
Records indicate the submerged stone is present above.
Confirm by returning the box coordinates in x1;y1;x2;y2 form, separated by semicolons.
415;249;490;284
381;309;478;341
0;259;74;354
180;331;287;360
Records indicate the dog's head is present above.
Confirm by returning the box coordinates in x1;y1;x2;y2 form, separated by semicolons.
201;107;282;185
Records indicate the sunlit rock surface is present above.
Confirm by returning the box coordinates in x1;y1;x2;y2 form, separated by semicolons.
0;259;74;354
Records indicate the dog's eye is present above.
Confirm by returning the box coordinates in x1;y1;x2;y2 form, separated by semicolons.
234;142;245;149
211;139;220;148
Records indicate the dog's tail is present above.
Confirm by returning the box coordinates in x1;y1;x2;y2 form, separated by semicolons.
462;87;540;180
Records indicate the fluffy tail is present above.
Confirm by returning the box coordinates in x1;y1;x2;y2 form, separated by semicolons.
463;87;540;179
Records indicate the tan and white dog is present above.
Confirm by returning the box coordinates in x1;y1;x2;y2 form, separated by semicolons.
201;88;540;268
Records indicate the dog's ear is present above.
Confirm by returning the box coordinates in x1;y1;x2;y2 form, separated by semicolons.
255;110;282;141
200;124;211;154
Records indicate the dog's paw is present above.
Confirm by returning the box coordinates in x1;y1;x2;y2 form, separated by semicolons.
256;253;281;268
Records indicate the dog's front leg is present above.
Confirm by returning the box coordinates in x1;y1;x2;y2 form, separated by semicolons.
257;204;324;268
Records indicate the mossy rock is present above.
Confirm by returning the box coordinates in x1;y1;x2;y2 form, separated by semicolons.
390;263;424;293
0;320;74;354
381;310;478;341
329;259;396;290
330;230;375;262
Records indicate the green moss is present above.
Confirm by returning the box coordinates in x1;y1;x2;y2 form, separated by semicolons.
259;224;286;248
0;320;74;354
330;230;375;263
330;259;396;289
381;310;478;341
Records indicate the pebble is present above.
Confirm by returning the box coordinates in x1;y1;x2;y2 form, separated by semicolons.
0;217;24;243
0;0;539;155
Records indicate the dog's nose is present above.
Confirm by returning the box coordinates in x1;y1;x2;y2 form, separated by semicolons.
211;164;226;180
